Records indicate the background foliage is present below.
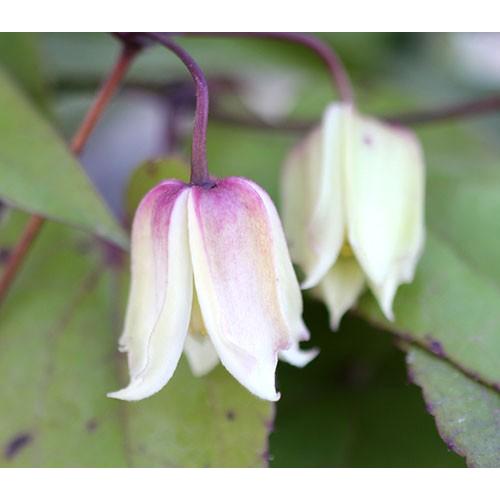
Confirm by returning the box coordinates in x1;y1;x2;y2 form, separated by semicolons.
1;33;499;467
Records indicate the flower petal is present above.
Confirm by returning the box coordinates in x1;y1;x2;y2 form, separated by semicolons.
184;333;220;377
250;181;318;368
108;187;192;401
188;177;302;401
281;103;350;289
314;257;366;330
279;328;319;368
345;112;425;319
117;180;186;377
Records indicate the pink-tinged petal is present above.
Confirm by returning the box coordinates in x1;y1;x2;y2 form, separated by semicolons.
345;113;425;319
184;333;220;377
281;103;350;290
188;177;302;401
117;180;186;377
250;181;318;368
108;187;192;401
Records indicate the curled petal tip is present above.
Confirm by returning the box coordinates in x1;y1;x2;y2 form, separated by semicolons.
329;316;341;332
379;293;395;322
301;274;321;291
106;380;155;402
280;345;319;368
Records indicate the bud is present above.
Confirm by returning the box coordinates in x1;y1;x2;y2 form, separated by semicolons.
108;177;317;402
282;103;425;329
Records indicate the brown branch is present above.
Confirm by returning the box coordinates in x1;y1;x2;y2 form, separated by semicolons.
210;108;314;133
210;94;500;133
0;44;139;306
385;95;500;126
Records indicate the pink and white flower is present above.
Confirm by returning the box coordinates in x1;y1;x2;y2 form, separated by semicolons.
108;177;317;402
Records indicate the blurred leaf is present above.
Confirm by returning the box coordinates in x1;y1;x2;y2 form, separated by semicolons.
407;347;500;467
0;67;127;248
0;211;272;467
42;33;328;85
208;123;295;201
0;33;48;109
358;233;500;386
125;157;189;218
270;301;464;467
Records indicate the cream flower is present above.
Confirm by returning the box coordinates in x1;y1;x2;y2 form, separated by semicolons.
282;102;425;329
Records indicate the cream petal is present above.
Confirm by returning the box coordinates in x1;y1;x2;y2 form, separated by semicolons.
281;102;351;289
315;257;366;330
369;239;423;321
345;112;425;318
188;177;304;401
108;188;192;401
281;127;320;273
368;272;398;321
184;333;220;377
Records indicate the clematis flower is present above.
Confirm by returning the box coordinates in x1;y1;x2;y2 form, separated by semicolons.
281;102;425;329
108;177;317;402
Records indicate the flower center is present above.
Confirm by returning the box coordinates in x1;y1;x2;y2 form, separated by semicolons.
340;241;354;258
189;290;208;336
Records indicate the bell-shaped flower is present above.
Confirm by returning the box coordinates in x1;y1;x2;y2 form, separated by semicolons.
281;102;425;329
108;177;317;402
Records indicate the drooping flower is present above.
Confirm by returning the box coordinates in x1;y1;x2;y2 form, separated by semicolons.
281;102;425;329
108;177;317;402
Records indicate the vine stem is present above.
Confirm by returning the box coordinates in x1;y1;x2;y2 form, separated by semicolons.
385;95;500;125
0;44;139;306
171;32;353;103
146;33;211;186
209;94;500;132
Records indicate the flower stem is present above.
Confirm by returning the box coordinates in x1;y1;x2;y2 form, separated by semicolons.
146;33;211;186
170;32;353;103
0;43;139;306
0;215;45;304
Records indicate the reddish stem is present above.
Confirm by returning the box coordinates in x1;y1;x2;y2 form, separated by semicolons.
171;32;353;103
209;94;500;133
0;215;45;304
0;44;139;306
70;45;139;154
146;33;211;186
385;95;500;125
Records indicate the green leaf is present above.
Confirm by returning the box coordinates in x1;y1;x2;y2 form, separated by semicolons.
270;302;464;467
357;123;500;388
208;123;295;201
406;347;500;467
0;33;48;110
0;213;272;467
0;67;127;248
